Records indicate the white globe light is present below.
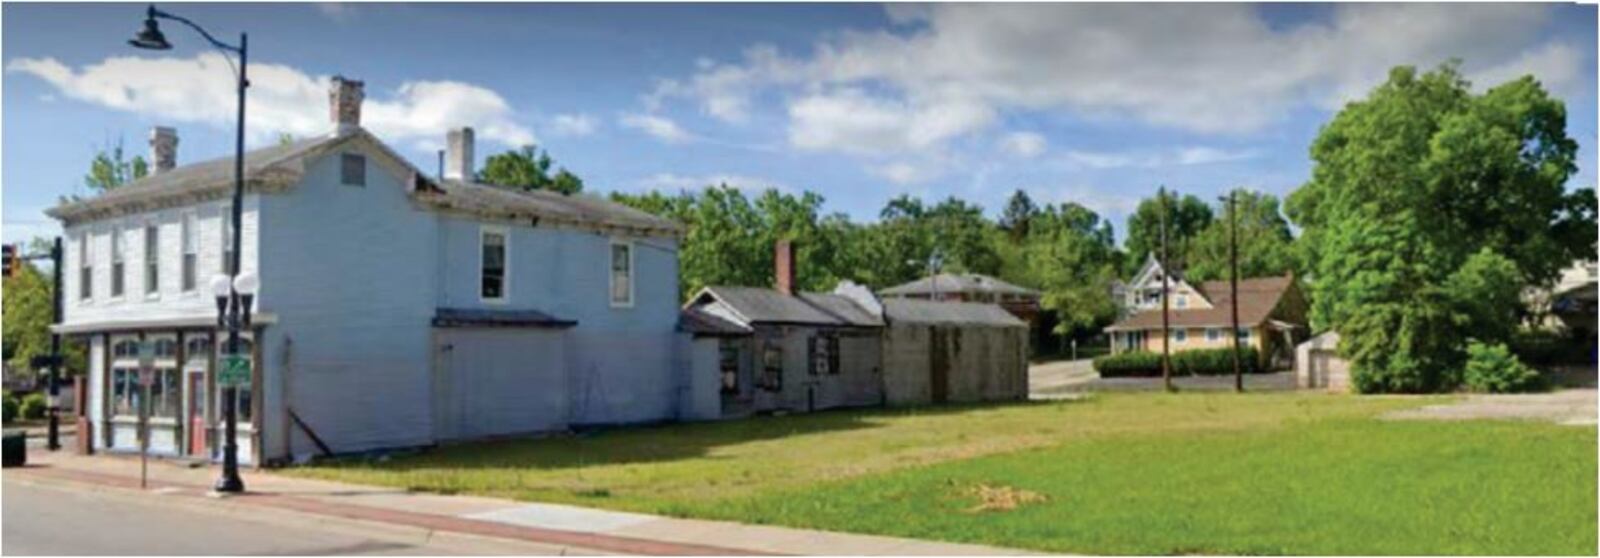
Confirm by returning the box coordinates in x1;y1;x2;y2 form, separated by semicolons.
233;271;260;296
209;274;233;297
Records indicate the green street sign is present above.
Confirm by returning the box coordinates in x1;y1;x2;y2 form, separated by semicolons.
219;354;251;387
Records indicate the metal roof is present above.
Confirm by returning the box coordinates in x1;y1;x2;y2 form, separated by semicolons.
47;134;348;224
678;306;754;336
432;307;577;328
880;273;1040;298
45;127;682;237
420;180;681;236
882;298;1028;327
691;286;882;327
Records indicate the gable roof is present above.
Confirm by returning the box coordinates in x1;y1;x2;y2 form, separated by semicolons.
47;132;374;225
45;128;681;237
1106;275;1298;331
689;286;883;328
883;298;1027;327
880;273;1040;298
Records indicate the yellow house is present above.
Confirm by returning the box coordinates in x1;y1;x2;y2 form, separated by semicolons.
1105;274;1307;370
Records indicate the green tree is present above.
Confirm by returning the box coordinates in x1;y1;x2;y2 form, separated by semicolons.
999;189;1039;241
1288;63;1592;392
1016;203;1120;338
477;145;584;194
85;140;148;192
1123;190;1212;277
1;248;86;378
1184;189;1298;283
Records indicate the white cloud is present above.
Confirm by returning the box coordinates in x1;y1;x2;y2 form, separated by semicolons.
6;54;535;147
870;162;939;185
1044;184;1143;219
788;88;992;155
1055;147;1258;170
1470;41;1587;99
315;3;357;22
634;173;789;193
618;113;693;144
1000;132;1046;158
550;113;598;137
652;3;1575;152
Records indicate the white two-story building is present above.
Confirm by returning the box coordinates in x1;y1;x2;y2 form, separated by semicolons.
49;77;686;465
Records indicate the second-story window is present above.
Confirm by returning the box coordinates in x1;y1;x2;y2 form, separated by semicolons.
341;153;366;186
144;224;159;296
181;214;197;292
480;229;506;301
220;211;235;275
110;226;125;297
610;241;633;307
78;232;92;300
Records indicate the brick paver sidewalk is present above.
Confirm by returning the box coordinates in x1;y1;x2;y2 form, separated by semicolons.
7;451;1034;556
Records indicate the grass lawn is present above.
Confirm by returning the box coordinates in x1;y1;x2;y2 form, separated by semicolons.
289;393;1597;555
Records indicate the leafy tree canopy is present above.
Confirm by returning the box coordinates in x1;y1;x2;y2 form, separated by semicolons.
2;245;86;377
1288;62;1593;392
1184;189;1298;283
85;140;148;193
1123;190;1212;277
478;145;584;195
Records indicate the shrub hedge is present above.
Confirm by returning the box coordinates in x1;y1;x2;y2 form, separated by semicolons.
1093;347;1262;378
1464;341;1545;394
19;392;47;420
1;392;16;423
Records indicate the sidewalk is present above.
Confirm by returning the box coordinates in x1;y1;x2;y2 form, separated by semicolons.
6;451;1035;556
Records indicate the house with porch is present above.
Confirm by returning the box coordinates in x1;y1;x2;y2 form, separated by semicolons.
1104;266;1307;370
48;76;685;466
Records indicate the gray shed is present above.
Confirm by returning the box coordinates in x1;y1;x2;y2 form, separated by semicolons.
683;286;885;417
880;298;1029;405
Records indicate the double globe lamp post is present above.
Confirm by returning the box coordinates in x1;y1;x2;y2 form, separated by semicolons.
130;3;252;494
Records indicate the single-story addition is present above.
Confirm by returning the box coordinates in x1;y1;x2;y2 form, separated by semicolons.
47;76;686;466
1104;274;1308;370
681;242;1029;417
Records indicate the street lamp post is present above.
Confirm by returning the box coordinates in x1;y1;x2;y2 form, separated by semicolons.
130;3;251;494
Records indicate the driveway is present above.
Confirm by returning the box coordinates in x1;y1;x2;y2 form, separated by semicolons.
1384;389;1597;426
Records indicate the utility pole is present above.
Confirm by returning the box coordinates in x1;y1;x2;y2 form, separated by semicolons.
1159;187;1173;392
48;238;63;450
1228;190;1243;392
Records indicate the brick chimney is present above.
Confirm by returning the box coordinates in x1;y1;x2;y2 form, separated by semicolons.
445;127;475;181
329;75;364;134
775;239;795;296
148;126;177;174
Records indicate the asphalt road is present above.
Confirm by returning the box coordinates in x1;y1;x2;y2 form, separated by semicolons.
1;478;569;556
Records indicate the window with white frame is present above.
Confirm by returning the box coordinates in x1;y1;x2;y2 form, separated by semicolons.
181;214;198;292
1176;294;1188;308
719;344;739;395
1172;329;1187;342
1236;327;1251;341
610;241;633;307
110;227;125;297
220;210;235;275
78;232;92;300
480;229;506;301
109;337;178;419
760;341;783;391
1206;327;1221;341
144;224;160;295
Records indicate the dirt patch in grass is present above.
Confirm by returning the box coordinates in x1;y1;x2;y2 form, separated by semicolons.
959;482;1048;513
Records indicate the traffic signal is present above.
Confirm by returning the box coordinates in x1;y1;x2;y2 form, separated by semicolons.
1;244;14;278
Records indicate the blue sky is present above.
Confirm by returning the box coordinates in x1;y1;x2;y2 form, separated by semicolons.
4;2;1596;245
